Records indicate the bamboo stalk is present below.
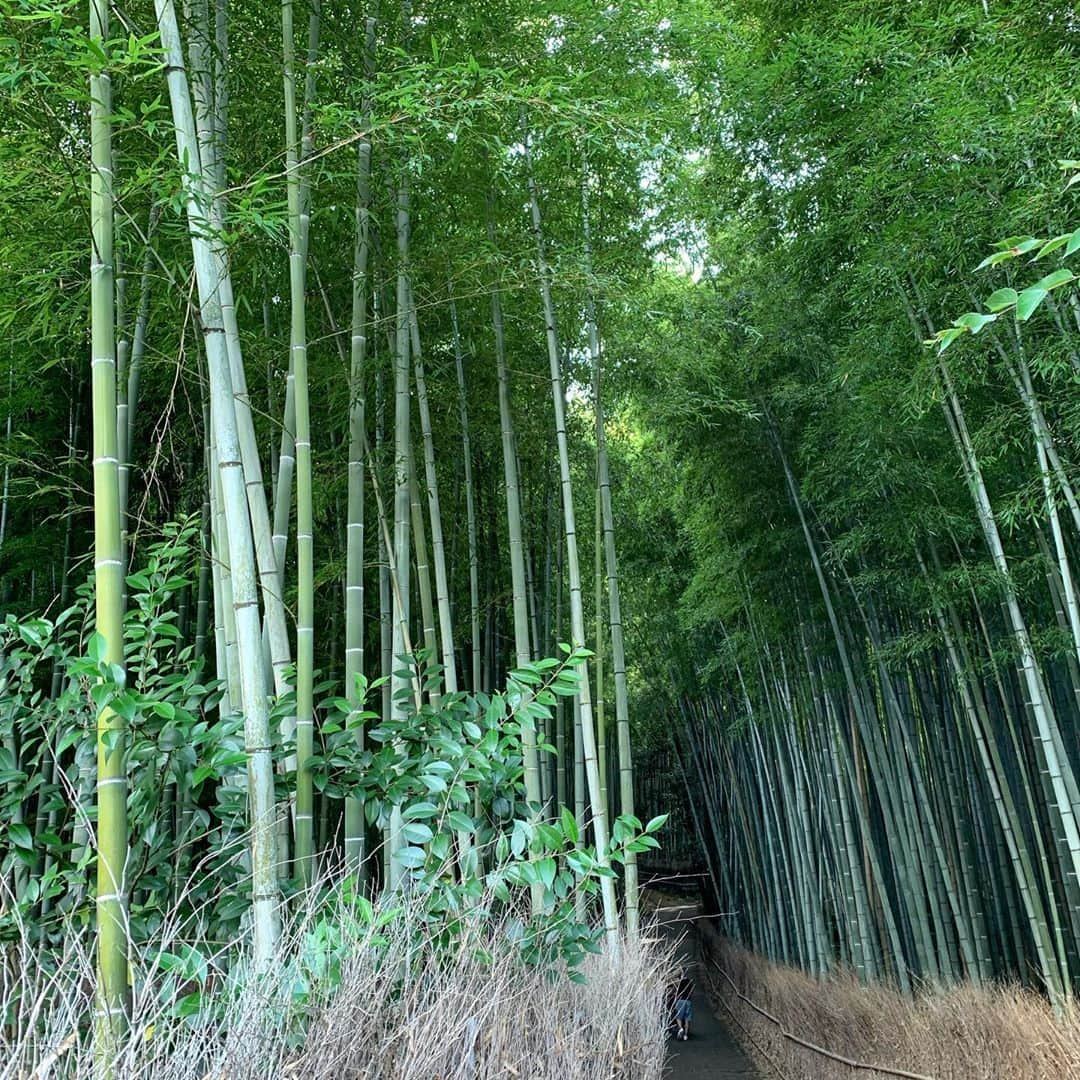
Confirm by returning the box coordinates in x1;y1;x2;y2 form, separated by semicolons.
388;171;412;889
485;195;542;818
525;135;619;946
583;174;639;934
89;0;130;1050
282;0;320;885
449;292;481;694
155;0;280;964
343;15;376;874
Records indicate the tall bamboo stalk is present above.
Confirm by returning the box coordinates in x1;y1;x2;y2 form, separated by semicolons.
188;0;295;881
282;0;319;885
449;292;481;693
388;174;412;888
343;15;376;874
926;346;1080;889
0;369;10;555
525;136;619;946
156;0;280;964
486;195;542;812
583;188;639;931
116;205;158;563
410;442;439;684
407;282;457;693
90;0;129;1047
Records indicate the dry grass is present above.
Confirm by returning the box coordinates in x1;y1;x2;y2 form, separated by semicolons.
300;916;673;1080
699;922;1080;1079
1;880;675;1080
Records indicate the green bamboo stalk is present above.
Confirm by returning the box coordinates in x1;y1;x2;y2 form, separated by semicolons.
375;361;393;730
945;531;1075;986
771;422;930;979
343;15;375;874
485;197;542;821
823;686;912;994
188;0;295;883
155;0;280;963
0;369;10;554
409;443;439;688
206;382;229;704
115;205;158;559
916;546;1066;1003
902;286;1080;960
937;356;1080;910
212;0;228;193
89;0;129;1051
194;456;212;664
271;364;296;580
526;138;619;947
406;285;457;699
548;532;566;813
583;181;639;934
282;0;319;886
449;291;481;694
854;588;978;982
388;173;412;889
593;436;606;810
271;0;319;589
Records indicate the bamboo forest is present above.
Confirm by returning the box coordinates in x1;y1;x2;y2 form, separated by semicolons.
4;1;1080;1077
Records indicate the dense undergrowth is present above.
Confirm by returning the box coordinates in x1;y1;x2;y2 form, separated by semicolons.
1;879;673;1079
0;541;668;1077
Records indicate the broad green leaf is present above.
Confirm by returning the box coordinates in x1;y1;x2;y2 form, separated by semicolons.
395;846;426;870
1033;268;1075;292
7;823;33;851
984;288;1018;313
1034;234;1072;259
975;249;1019;270
1015;287;1048;322
402;822;434;845
935;327;965;354
447;811;475;833
955;312;996;334
537;857;557;889
560;806;580;844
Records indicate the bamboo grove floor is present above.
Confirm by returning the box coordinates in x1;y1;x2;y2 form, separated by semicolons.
652;899;758;1080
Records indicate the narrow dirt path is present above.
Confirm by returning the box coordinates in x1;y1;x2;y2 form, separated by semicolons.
653;901;758;1080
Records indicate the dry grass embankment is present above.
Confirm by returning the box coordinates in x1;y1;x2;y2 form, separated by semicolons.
3;884;675;1080
698;922;1080;1079
299;911;675;1080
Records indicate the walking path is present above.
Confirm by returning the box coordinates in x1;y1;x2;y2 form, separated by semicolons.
653;901;758;1080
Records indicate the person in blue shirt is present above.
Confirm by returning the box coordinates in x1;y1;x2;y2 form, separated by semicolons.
673;968;694;1041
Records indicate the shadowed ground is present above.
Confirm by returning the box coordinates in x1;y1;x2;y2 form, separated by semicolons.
653;901;758;1080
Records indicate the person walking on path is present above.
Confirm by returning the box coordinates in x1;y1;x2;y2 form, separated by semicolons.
673;967;694;1041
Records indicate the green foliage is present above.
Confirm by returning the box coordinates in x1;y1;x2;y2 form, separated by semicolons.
2;585;665;1033
0;521;246;945
934;227;1080;352
313;647;658;973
